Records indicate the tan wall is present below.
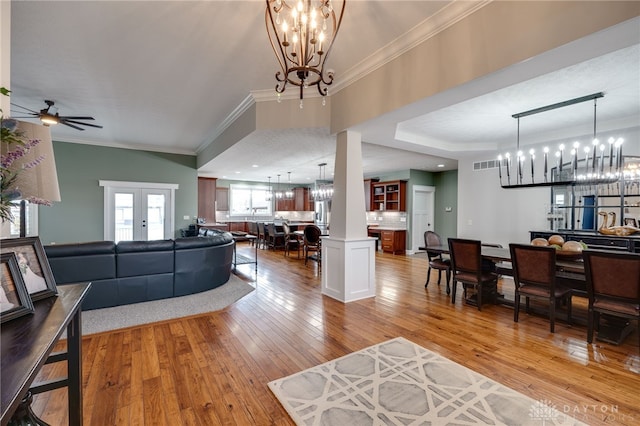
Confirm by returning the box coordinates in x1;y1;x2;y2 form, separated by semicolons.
256;97;330;130
330;1;640;134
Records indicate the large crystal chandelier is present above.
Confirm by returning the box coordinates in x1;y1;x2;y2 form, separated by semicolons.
265;0;346;107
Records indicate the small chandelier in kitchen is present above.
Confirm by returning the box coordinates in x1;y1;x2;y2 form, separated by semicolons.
285;172;294;199
311;163;333;201
275;174;284;199
265;0;346;108
265;176;273;201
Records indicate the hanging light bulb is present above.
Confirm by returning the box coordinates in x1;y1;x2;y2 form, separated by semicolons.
276;174;283;199
285;172;294;199
265;176;273;201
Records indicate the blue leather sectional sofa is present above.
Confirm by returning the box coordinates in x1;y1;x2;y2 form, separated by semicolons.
44;232;234;310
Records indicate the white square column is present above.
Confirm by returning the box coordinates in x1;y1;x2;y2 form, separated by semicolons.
322;130;376;302
322;237;376;302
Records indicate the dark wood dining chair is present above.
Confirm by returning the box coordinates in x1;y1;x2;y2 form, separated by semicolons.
583;249;640;347
282;222;302;258
424;231;451;295
266;223;285;250
247;222;258;246
509;243;573;333
448;238;498;310
303;225;322;266
256;222;266;249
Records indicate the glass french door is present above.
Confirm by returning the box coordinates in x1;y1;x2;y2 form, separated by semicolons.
102;181;176;242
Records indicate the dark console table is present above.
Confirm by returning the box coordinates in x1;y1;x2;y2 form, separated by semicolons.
1;283;91;426
530;230;640;252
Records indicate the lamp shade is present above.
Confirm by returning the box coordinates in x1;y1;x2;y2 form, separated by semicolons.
3;120;61;203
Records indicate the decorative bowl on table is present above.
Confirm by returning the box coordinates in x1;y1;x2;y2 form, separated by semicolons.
531;236;586;260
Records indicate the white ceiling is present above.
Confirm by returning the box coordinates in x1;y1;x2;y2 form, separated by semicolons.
8;1;640;184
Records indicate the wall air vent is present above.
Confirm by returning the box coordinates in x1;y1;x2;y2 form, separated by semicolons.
473;159;499;171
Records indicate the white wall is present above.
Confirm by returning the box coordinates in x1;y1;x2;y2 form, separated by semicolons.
457;127;640;246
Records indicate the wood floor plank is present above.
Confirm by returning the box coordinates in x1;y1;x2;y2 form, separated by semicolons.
31;243;640;425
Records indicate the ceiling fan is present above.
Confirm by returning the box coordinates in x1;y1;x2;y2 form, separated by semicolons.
10;100;103;131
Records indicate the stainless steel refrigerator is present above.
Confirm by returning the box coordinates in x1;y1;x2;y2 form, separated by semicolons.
314;200;330;232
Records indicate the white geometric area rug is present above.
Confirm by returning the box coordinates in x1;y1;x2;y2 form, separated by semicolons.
268;337;586;426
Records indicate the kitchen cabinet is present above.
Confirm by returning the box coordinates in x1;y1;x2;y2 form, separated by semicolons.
229;222;247;233
380;230;406;254
364;178;379;211
276;187;312;211
216;187;229;211
276;196;294;211
295;187;313;211
372;180;407;212
197;177;217;222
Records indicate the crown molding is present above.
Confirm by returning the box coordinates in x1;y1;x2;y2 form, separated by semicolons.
332;0;491;94
196;94;256;154
210;1;491;152
52;136;196;156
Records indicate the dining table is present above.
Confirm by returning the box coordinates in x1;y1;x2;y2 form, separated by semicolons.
419;244;637;345
421;244;586;286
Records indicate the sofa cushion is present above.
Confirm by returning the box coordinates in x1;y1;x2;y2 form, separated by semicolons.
174;239;234;296
118;274;174;305
174;233;233;249
116;240;175;277
81;279;120;310
45;241;116;283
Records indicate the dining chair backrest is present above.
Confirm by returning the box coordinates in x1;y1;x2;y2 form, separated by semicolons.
509;244;556;288
448;238;482;275
583;250;640;302
583;249;640;346
282;222;291;235
304;225;321;244
424;231;444;260
266;223;275;237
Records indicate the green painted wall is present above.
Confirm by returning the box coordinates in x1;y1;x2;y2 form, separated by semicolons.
434;170;458;241
39;142;197;244
407;170;435;249
369;169;457;250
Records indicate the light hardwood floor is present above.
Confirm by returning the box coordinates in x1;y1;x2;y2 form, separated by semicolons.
33;242;639;425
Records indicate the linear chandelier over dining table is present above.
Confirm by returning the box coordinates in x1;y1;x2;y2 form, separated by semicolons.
498;92;638;189
265;0;346;108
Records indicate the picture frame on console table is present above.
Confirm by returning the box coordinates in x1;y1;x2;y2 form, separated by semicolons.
0;237;58;301
1;252;35;323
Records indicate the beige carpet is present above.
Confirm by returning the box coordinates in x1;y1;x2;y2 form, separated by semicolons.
269;337;586;426
79;274;254;335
